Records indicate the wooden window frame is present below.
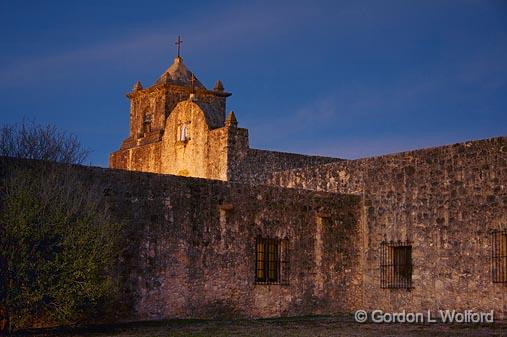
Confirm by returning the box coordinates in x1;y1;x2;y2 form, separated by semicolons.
255;237;289;285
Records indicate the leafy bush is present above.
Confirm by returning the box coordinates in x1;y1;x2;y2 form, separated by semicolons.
0;164;124;329
0;121;124;331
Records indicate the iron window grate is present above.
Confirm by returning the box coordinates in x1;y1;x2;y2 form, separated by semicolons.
492;230;507;283
380;241;413;289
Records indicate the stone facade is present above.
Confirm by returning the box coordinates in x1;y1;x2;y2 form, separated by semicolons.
113;172;362;319
4;162;360;320
106;52;506;320
267;136;507;318
109;56;234;180
109;56;341;180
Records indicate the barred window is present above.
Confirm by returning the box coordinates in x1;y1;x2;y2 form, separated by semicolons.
492;230;507;283
380;241;413;289
255;238;289;284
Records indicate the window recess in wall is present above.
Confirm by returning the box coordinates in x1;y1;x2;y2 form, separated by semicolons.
143;114;153;134
492;229;507;283
177;123;190;142
255;237;289;285
380;241;413;289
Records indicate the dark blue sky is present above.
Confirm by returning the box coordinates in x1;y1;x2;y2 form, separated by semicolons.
1;0;506;166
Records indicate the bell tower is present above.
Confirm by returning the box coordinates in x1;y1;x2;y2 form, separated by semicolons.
110;37;249;180
120;38;231;150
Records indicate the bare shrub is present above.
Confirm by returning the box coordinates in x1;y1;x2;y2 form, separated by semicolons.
0;120;89;164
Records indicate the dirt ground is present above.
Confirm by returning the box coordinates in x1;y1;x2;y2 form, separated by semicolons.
14;315;506;337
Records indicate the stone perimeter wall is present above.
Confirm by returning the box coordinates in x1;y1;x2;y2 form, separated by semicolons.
229;148;342;184
267;136;507;318
101;167;362;319
109;140;341;182
1;160;361;320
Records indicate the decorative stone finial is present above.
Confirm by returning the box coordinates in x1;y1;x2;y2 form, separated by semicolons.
213;80;224;92
133;81;143;91
225;111;238;127
190;73;196;93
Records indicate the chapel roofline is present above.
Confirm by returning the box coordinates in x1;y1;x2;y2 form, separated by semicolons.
127;39;231;99
126;83;231;99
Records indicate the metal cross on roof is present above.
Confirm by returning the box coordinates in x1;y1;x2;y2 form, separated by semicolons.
175;36;183;57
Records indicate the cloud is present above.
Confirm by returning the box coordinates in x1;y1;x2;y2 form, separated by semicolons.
246;36;507;157
258;128;506;160
248;78;437;144
0;2;318;88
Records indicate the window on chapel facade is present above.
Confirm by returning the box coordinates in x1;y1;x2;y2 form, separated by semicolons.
177;123;189;142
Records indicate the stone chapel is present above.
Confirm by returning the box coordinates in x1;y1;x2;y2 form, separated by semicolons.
107;45;506;320
110;52;338;181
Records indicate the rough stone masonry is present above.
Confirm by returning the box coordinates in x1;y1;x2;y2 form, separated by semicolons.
103;52;506;320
